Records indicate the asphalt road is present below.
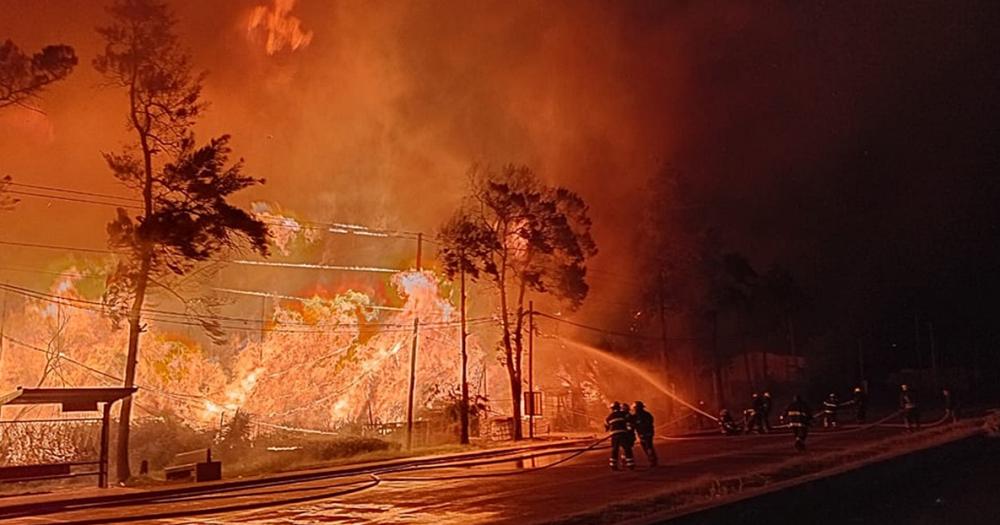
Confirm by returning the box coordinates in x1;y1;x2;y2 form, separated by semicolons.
6;423;920;525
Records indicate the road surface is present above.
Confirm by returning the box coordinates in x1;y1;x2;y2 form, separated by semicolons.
5;425;934;524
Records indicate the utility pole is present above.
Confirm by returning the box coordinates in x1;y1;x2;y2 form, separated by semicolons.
0;289;7;375
528;300;535;440
406;316;419;449
459;255;470;445
406;233;424;449
259;295;267;363
415;233;423;270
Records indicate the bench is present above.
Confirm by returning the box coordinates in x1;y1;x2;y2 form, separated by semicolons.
163;448;221;482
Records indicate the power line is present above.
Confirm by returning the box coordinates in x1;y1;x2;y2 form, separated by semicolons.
0;265;93;279
0;281;492;332
228;259;402;274
7;181;141;203
0;239;115;255
6;189;144;210
8;181;422;240
534;311;702;343
533;311;658;341
0;239;407;275
2;334;209;403
211;286;404;312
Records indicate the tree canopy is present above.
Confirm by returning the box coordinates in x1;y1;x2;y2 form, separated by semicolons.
0;39;77;111
438;164;597;439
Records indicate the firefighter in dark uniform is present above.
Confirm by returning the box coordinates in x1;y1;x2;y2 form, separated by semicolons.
718;409;740;435
761;392;773;432
782;395;813;451
821;393;840;428
899;384;920;431
621;403;637;465
744;393;762;434
605;401;635;470
851;386;868;423
632;401;657;467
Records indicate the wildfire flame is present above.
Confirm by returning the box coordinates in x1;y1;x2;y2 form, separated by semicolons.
247;0;314;56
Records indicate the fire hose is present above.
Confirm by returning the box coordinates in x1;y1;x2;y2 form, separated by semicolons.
375;434;613;482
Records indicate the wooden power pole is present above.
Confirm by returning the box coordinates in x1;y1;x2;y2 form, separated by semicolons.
406;233;424;449
459;256;470;444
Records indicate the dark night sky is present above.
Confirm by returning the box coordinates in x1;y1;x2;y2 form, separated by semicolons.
653;0;1000;365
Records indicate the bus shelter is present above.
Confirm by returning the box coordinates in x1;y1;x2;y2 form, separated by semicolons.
0;387;136;488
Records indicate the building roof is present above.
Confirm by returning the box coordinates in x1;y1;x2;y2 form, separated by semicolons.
0;387;137;412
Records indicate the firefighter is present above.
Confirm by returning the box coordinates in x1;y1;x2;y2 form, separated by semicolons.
782;395;813;451
621;403;637;466
744;393;762;434
718;409;740;435
632;401;657;467
821;393;840;428
760;392;773;432
899;384;920;431
851;386;868;423
605;401;635;470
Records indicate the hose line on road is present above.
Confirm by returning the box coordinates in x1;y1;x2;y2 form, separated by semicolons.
10;475;383;525
378;435;613;482
661;409;906;442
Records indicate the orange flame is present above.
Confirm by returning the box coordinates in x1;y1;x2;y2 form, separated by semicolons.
247;0;314;56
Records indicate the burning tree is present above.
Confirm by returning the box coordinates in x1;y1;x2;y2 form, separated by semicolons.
94;0;269;482
438;164;597;440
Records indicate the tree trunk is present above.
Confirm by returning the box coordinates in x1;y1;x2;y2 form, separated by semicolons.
116;248;152;483
497;277;523;440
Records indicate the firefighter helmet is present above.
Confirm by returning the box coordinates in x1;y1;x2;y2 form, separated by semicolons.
610;401;621;410
634;400;645;409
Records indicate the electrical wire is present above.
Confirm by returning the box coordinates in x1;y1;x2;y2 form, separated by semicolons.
0;239;116;254
5;190;144;210
7;181;142;203
534;311;659;341
0;282;491;331
211;286;404;312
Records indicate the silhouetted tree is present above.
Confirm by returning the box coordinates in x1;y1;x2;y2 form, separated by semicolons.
1;40;76;210
758;264;808;356
0;39;77;111
438;164;597;440
95;0;269;482
710;252;759;391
